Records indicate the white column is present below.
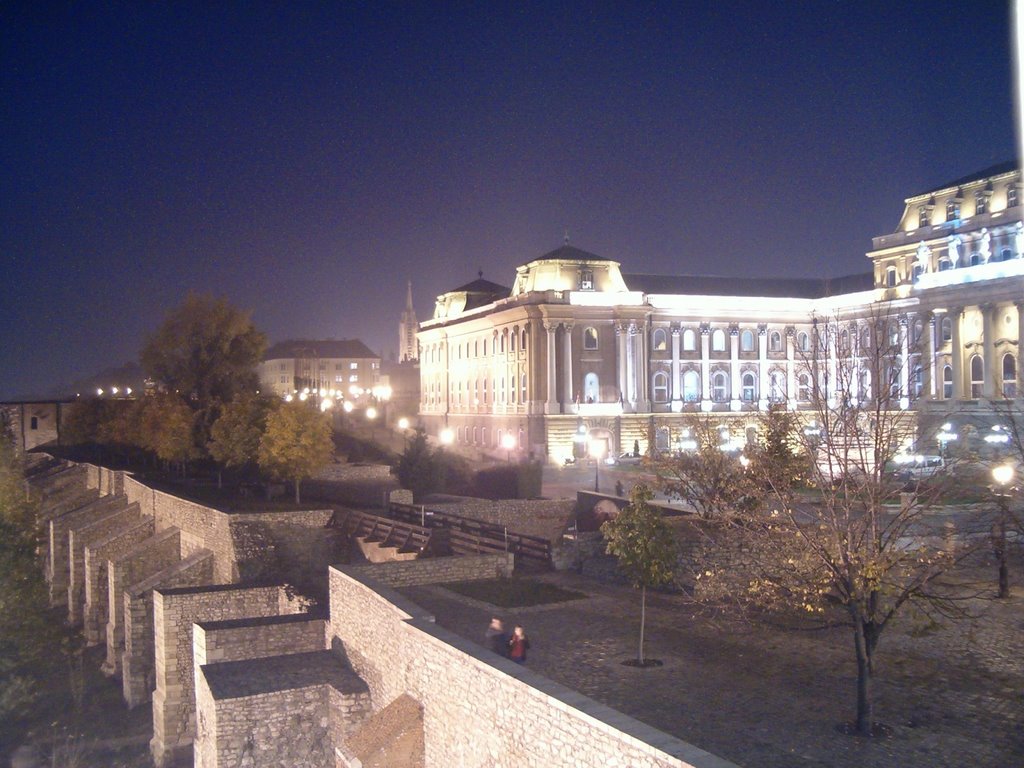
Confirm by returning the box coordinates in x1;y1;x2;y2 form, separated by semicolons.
700;325;711;409
785;327;796;410
1017;301;1024;398
950;307;964;399
562;322;574;411
899;314;910;404
544;321;558;414
636;322;650;411
626;323;637;406
982;304;997;399
616;324;628;406
729;325;741;411
757;324;768;410
826;324;837;407
670;326;681;408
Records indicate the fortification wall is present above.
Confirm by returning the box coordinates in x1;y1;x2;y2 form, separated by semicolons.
84;516;156;645
329;567;737;768
347;552;513;588
67;504;142;624
193;615;326;667
47;494;125;606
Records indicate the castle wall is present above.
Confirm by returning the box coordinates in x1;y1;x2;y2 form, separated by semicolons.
67;504;142;624
346;552;513;588
83;515;154;645
47;494;124;606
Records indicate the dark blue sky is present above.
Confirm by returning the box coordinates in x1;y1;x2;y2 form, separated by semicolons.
1;2;1017;399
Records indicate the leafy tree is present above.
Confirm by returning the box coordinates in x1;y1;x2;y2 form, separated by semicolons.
600;484;677;665
139;395;200;474
680;308;976;736
394;427;445;502
208;394;278;486
654;417;759;519
258;402;334;504
748;403;809;495
140;293;266;448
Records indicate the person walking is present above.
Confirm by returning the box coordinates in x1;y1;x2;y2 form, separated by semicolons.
484;617;508;657
507;625;530;664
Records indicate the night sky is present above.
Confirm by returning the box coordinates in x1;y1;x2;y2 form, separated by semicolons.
1;2;1017;400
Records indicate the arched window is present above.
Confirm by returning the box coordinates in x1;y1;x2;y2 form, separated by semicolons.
886;266;897;287
912;365;923;398
711;371;729;402
1002;353;1017;398
861;326;871;350
500;332;506;353
712;329;726;352
583;327;598;350
769;370;785;401
740;330;754;352
473;426;479;444
682;329;696;351
482;427;489;446
652;328;668;352
912;319;924;346
510;330;517;352
483;377;488;404
888;322;899;347
798;373;811;402
741;372;756;402
652;371;669;403
970;355;984;398
970;252;982;267
860;369;871;400
520;371;527;402
938;257;951;271
1000;248;1013;263
521;329;527;351
500;376;506;402
839;329;849;353
769;331;782;352
912;262;923;281
483;339;487;356
797;332;810;353
584;372;599;403
682;370;700;402
940;316;952;342
943;365;953;399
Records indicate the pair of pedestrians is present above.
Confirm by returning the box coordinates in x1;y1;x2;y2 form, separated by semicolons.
485;617;531;664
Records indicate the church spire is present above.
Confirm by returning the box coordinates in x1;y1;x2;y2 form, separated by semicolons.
399;280;419;363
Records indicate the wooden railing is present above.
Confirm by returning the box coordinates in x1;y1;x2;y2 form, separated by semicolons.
329;509;450;557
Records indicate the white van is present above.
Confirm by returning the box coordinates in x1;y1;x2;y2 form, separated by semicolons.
886;454;945;481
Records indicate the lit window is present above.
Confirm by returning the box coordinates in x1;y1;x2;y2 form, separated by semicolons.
769;331;782;352
682;370;700;402
652;328;668;352
886;266;897;288
918;206;930;228
653;371;669;403
970;355;984;398
741;372;756;402
711;329;726;352
580;269;594;290
1002;354;1016;398
946;199;960;221
682;329;696;351
349;375;358;382
350;362;358;369
912;365;923;398
943;365;953;399
711;371;729;402
740;330;754;352
583;327;598;350
975;192;987;216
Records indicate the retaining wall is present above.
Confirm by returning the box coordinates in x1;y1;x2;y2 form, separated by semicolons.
346;553;514;588
47;494;125;606
328;567;738;768
83;516;155;645
67;504;142;624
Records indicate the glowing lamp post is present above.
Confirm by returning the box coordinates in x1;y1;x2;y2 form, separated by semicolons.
501;432;517;463
589;438;606;493
439;427;454;447
991;463;1015;599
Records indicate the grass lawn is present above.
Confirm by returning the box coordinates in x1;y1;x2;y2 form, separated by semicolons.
443;577;587;608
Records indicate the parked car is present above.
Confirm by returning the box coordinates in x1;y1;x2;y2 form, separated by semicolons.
884;454;946;482
615;452;643;465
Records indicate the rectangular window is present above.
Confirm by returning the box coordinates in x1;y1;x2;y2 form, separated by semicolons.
580;269;594;290
350;362;358;369
1008;185;1018;208
349;374;358;382
30;416;38;430
975;192;987;216
918;206;930;228
946;199;960;221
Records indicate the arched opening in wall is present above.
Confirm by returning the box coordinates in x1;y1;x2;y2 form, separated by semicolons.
711;371;729;402
483;378;489;404
652;371;669;403
943;365;953;399
518;428;524;451
938;257;952;271
769;370;785;401
500;332;506;353
1000;248;1013;262
859;369;871;400
652;328;668;352
860;326;871;350
712;329;726;352
769;331;782;352
798;332;810;353
511;329;517;353
500;377;506;403
798;373;812;402
583;372;599;404
473;426;479;444
1002;353;1017;398
483;339;488;356
510;375;517;404
583;327;599;350
912;365;923;399
941;316;953;343
840;329;850;354
740;330;754;352
482;427;489;446
970;355;984;398
886;266;897;287
520;371;527;402
741;372;756;402
970;253;982;267
912;319;924;346
682;370;700;402
682;329;696;351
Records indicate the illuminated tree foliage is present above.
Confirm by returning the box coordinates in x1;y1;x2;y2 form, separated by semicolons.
258;402;334;504
394;427;445;502
208;394;278;485
601;484;677;665
139;394;200;474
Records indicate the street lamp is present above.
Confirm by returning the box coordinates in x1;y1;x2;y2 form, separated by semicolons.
589;438;606;492
991;463;1015;599
439;427;454;446
501;432;517;463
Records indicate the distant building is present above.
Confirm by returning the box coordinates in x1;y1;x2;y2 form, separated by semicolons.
418;164;1024;462
398;280;419;362
258;339;380;399
1;400;70;451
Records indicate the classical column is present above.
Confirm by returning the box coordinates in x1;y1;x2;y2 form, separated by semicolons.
670;326;681;407
635;322;650;411
950;307;965;399
616;323;628;406
826;324;837;406
729;324;740;411
850;322;861;404
899;314;910;402
700;324;711;407
785;326;796;410
543;321;558;414
757;324;768;410
562;322;574;411
1017;301;1024;398
923;313;935;400
982;304;997;399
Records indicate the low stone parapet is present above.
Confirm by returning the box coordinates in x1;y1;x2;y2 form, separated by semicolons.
346;552;514;588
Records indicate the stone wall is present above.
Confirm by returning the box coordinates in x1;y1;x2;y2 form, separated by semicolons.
329;567;737;768
347;553;514;588
67;504;142;624
83;516;155;645
193;615;326;668
151;584;304;767
47;495;125;606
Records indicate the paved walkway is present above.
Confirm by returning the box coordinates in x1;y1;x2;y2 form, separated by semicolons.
401;565;1024;768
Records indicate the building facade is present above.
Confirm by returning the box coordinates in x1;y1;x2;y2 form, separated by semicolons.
259;339;380;399
417;165;1024;463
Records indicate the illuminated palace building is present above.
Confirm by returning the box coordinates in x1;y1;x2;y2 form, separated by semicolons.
417;163;1024;462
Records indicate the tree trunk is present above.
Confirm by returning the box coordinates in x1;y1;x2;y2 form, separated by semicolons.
852;618;873;735
294;478;301;505
638;584;646;664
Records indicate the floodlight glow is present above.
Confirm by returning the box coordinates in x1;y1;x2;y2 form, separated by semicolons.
501;433;517;451
588;439;606;459
320;398;333;411
284;394;294;402
366;407;377;420
398;417;410;430
299;392;308;401
992;464;1015;486
342;401;354;413
125;387;132;395
97;388;104;396
439;427;454;445
112;387;119;395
